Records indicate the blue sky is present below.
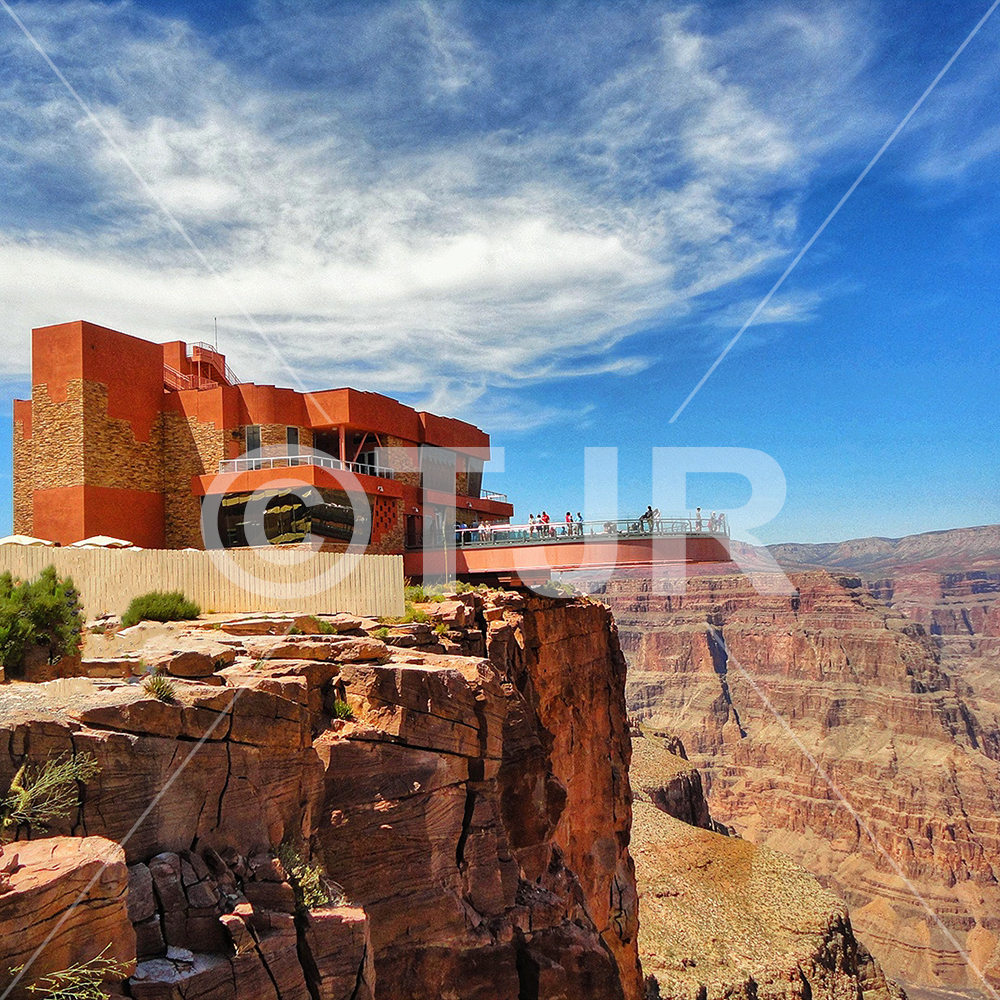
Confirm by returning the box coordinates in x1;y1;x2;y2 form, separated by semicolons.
1;0;999;544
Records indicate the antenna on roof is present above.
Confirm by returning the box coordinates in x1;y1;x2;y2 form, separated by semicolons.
214;316;218;351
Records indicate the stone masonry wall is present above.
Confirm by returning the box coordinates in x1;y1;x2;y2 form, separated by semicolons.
385;435;420;490
30;382;85;489
82;381;163;491
162;411;229;549
13;411;32;535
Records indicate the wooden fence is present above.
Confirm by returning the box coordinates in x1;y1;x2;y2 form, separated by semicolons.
0;547;404;619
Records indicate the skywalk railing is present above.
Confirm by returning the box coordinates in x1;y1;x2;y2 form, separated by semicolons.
217;454;396;480
443;516;730;548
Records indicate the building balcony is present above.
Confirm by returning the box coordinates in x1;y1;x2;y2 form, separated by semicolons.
217;453;396;480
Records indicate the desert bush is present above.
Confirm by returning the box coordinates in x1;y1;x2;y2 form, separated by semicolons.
276;844;345;911
397;602;429;624
433;622;448;636
10;943;129;1000
404;583;428;603
0;566;83;679
331;698;354;721
371;626;390;641
1;753;100;841
121;591;200;628
142;674;177;703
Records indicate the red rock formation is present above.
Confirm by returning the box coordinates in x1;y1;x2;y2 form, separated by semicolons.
0;837;134;989
630;730;904;1000
485;593;643;1000
0;593;642;1000
605;571;1000;992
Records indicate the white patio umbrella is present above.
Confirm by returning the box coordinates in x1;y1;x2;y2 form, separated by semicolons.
69;535;135;549
0;534;55;546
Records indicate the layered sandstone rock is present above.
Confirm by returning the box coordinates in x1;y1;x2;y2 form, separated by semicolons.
630;731;904;1000
605;570;1000;992
0;837;134;988
0;592;642;1000
484;592;643;1000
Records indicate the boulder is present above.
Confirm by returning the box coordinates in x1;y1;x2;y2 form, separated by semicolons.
0;837;135;980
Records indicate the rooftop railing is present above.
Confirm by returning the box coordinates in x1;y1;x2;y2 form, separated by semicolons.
164;343;241;392
481;490;508;503
190;342;241;387
217;454;396;480
442;515;730;548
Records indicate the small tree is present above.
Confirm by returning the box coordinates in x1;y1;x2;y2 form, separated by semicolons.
0;566;83;680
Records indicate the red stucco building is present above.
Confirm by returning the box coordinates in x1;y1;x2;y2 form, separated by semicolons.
13;321;512;551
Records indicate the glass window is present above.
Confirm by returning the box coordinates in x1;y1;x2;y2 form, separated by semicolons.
245;425;261;454
286;426;299;456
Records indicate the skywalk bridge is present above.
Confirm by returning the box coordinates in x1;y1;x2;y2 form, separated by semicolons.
404;515;732;585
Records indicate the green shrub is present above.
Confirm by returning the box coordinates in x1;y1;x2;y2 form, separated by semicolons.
392;601;429;624
10;943;129;1000
404;583;427;603
372;626;390;640
276;844;345;911
315;620;336;634
121;591;200;628
332;698;354;721
0;566;83;680
434;622;448;636
142;674;177;703
1;753;100;841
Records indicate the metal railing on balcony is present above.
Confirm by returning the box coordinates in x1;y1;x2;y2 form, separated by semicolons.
480;490;508;503
164;343;242;392
442;515;730;548
190;342;241;387
163;364;223;392
217;453;396;480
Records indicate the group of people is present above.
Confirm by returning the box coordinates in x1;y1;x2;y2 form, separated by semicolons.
455;519;495;544
527;511;585;537
453;506;728;546
693;507;728;533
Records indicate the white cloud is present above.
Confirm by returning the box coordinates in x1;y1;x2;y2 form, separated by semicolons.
0;0;885;425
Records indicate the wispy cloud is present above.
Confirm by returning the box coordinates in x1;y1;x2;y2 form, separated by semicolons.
0;0;901;423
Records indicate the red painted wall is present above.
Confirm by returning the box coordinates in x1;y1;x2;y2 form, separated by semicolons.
34;486;165;548
32;488;86;546
33;320;164;441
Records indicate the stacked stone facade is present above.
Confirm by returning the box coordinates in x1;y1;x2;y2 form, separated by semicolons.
162;411;229;549
81;381;164;491
29;382;86;488
12;415;32;536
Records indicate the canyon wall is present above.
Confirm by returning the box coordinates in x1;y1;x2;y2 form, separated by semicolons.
605;570;1000;993
630;729;905;1000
